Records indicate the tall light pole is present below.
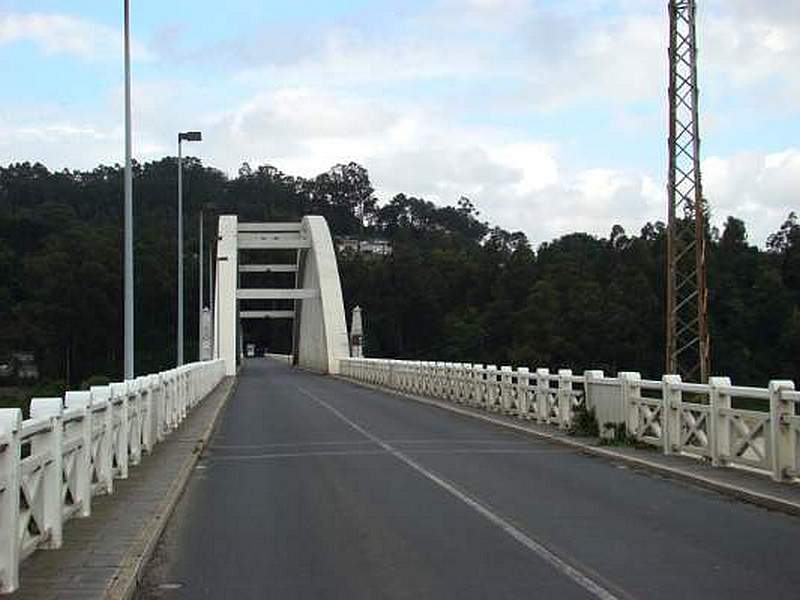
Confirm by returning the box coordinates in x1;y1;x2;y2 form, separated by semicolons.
198;210;204;360
123;0;134;379
177;131;202;366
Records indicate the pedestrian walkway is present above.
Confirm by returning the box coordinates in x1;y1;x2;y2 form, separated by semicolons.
14;378;235;600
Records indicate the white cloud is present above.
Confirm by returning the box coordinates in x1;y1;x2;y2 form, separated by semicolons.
0;12;152;61
704;149;800;243
0;1;798;250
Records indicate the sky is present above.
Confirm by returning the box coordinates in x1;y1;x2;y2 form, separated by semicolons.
0;0;798;246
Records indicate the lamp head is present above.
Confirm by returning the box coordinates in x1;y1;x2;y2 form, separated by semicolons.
178;131;202;142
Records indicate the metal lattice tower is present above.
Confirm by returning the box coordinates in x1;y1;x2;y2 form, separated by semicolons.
666;0;709;382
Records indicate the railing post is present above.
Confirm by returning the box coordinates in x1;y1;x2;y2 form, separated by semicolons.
0;408;22;593
558;369;573;429
708;377;731;467
536;368;549;424
64;392;92;518
471;365;482;407
110;382;129;480
769;380;796;482
128;381;142;466
140;377;154;454
517;367;530;418
90;385;114;494
619;372;642;438
500;366;512;413
484;365;497;411
29;398;64;549
662;375;682;455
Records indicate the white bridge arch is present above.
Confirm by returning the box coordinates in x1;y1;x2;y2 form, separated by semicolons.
213;215;350;375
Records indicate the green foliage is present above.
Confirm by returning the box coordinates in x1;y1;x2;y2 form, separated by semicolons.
0;158;798;404
598;422;651;449
568;405;599;438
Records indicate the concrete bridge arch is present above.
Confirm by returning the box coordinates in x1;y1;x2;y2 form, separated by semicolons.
213;215;349;375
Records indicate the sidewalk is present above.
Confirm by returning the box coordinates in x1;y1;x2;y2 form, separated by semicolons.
340;376;800;517
13;378;236;600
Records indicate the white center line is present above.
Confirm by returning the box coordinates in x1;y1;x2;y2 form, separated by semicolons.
295;385;622;600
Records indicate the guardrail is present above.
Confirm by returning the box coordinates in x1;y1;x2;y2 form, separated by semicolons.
0;359;226;594
340;358;798;485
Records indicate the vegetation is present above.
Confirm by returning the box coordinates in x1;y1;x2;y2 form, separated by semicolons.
0;159;797;403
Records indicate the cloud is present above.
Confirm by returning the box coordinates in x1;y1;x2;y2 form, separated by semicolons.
704;149;800;243
0;12;152;61
0;1;798;250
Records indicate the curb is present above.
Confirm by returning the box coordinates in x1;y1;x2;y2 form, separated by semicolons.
106;376;239;600
334;376;800;518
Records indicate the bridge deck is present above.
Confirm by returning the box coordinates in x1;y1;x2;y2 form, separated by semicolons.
139;359;800;599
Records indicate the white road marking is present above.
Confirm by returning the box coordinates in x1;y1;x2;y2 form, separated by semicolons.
207;448;572;462
208;449;387;461
296;385;622;600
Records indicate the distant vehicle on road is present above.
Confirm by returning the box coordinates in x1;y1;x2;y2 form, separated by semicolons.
245;343;256;358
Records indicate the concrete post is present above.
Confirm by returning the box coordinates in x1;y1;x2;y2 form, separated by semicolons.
110;382;129;480
536;368;550;424
90;385;114;494
769;380;796;482
517;367;530;418
619;372;642;438
0;408;22;593
500;366;513;413
64;391;93;518
662;375;682;455
29;398;64;549
558;369;573;429
350;306;363;358
709;377;732;467
484;365;497;410
128;382;142;466
139;377;154;453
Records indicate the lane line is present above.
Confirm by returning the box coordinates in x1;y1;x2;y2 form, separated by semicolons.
207;449;387;461
212;440;376;450
206;448;574;462
295;385;622;600
212;438;537;450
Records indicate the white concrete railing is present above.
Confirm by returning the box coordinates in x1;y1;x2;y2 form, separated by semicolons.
340;358;800;484
0;359;226;594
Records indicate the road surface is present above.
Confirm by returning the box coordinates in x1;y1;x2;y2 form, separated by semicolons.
138;359;800;599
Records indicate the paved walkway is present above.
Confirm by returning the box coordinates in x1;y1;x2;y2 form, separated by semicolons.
138;359;800;600
13;378;236;600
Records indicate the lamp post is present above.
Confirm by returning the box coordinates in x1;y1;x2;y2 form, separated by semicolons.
177;131;202;366
123;0;134;379
198;210;203;360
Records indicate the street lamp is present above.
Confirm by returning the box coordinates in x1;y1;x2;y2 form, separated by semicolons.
177;130;202;366
123;0;134;379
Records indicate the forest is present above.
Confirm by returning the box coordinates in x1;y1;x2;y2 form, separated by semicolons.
0;158;797;405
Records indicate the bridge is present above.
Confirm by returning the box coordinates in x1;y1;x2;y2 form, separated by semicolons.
1;216;799;598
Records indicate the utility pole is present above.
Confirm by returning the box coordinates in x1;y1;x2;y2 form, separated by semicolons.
666;0;710;382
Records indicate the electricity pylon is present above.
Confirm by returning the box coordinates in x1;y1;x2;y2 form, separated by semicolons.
666;0;710;382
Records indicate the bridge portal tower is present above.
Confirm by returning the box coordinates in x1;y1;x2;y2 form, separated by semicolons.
214;215;349;376
666;0;709;383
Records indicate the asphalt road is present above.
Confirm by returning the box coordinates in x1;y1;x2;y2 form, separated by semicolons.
138;359;800;599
